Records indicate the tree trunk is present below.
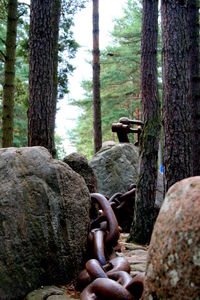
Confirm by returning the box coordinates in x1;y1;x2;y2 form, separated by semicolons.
129;0;160;244
28;0;55;157
51;0;61;157
2;0;18;147
93;0;102;153
188;0;200;176
161;0;192;193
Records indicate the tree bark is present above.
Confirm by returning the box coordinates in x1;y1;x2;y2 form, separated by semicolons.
161;0;192;193
2;0;18;147
129;0;160;244
51;0;61;157
28;0;55;157
188;0;200;176
93;0;102;153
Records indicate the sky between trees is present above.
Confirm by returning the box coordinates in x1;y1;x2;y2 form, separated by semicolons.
56;0;126;154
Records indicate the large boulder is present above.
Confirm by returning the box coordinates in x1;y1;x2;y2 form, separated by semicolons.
89;142;164;206
63;153;97;193
89;143;139;198
144;176;200;299
0;147;91;300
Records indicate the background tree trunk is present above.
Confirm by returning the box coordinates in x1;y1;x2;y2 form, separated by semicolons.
2;0;18;147
188;0;200;176
28;0;55;156
129;0;160;244
93;0;102;153
161;0;192;193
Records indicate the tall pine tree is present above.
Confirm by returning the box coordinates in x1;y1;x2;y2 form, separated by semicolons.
129;0;160;244
2;0;18;147
28;0;55;156
161;0;192;192
188;0;200;176
92;0;102;153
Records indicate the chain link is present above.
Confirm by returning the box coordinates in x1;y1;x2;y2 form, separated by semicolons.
78;190;144;300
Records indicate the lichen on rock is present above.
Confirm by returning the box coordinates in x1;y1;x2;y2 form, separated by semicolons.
144;176;200;299
0;147;91;300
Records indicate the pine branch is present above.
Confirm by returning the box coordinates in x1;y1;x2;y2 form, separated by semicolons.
0;36;6;45
0;49;5;61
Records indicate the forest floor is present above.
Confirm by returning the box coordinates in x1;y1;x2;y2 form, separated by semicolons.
26;233;148;300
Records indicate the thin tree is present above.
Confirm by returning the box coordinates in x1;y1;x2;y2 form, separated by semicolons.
28;0;56;157
161;0;192;193
2;0;18;147
92;0;102;153
188;0;200;176
129;0;160;244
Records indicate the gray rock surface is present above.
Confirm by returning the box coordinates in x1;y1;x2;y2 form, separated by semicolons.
89;143;139;198
26;286;72;300
89;143;164;206
0;147;90;300
118;234;148;276
63;152;97;193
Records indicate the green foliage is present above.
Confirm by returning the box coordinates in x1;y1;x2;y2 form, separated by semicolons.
0;0;88;149
58;0;88;98
0;0;7;22
69;0;143;159
0;74;28;147
0;3;29;147
55;134;67;160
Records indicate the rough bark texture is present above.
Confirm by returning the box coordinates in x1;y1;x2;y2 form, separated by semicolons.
93;0;102;153
2;0;17;147
161;0;192;193
28;0;55;157
0;147;90;300
51;0;61;157
188;0;200;176
129;0;160;244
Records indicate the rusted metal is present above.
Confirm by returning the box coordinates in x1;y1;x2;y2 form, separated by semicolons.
118;186;136;203
91;193;120;247
109;192;123;205
91;229;107;265
119;117;144;126
99;220;107;231
80;278;135;300
112;123;132;142
112;117;144;145
126;273;145;299
78;190;145;299
109;187;136;232
77;268;92;291
105;257;131;274
107;271;133;288
86;259;108;280
90;215;107;230
109;187;135;209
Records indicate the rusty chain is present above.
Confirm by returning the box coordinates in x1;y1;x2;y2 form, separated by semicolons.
78;190;145;300
112;117;144;145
